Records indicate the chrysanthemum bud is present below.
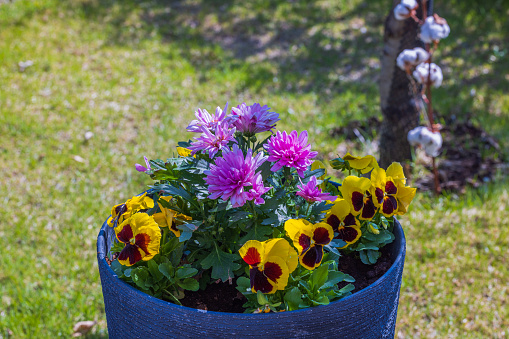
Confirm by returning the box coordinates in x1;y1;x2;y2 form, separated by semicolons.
407;126;443;157
393;0;418;21
413;63;443;88
420;14;450;44
396;47;430;71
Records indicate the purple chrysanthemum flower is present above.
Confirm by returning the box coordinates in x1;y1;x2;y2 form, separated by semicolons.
135;156;151;172
296;176;337;203
264;130;318;177
228;103;280;136
187;102;230;133
204;145;271;208
188;122;236;158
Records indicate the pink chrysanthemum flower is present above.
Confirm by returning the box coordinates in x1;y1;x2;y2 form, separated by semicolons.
188;122;236;158
204;145;271;208
264;130;318;177
229;103;280;136
296;176;337;203
187;103;230;133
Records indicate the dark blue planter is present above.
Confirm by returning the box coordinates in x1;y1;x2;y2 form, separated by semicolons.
97;218;406;338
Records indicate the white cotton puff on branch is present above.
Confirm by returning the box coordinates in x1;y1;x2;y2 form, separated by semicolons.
420;14;450;44
407;126;443;157
393;0;418;20
413;62;443;88
396;47;430;71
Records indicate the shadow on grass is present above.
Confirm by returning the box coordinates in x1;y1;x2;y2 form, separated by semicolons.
9;0;508;130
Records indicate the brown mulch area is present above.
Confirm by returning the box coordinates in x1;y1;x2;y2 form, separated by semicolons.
415;119;506;193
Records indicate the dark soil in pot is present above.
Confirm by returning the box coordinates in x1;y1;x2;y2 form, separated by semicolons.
180;245;393;313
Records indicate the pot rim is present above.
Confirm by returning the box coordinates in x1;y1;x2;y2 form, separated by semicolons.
97;214;405;317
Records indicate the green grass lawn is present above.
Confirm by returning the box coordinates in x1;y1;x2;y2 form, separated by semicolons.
1;0;508;337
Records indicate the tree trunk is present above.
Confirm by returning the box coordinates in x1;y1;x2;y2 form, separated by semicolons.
378;0;425;169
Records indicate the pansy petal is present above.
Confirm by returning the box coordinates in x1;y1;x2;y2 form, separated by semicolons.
263;256;290;290
300;245;324;270
250;267;276;294
351;191;365;213
115;213;161;264
239;240;264;266
115;223;134;244
263;238;298;273
381;196;398;217
312;222;333;245
336;225;362;248
386;162;406;185
343;153;373;171
298;233;312;255
385;180;398;195
343;213;358;227
395;185;417;215
360;196;376;220
118;244;143;266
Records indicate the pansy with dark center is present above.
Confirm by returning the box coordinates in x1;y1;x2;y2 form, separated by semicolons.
114;213;161;266
341;176;377;220
239;239;298;294
371;163;417;217
107;192;154;227
284;219;333;270
324;199;362;249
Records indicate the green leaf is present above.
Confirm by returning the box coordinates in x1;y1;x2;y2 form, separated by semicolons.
367;249;381;264
148;260;164;283
338;283;355;294
177;278;199;291
311;295;330;306
200;244;241;282
110;260;125;277
131;267;150;290
284;287;303;311
359;249;380;264
228;211;251;223
176;267;198;280
256;290;268;305
310;264;329;290
236;276;252;294
162;237;181;255
158;262;175;282
321;271;354;289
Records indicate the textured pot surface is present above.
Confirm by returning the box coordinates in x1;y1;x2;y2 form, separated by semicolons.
97;218;406;339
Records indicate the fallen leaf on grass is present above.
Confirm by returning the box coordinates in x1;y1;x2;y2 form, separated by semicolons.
72;320;97;337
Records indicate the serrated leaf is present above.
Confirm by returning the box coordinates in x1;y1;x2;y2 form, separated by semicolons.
178;278;199;291
176;267;198;279
200;244;241;282
239;224;273;243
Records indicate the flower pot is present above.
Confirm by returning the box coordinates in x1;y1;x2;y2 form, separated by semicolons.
97;216;406;338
